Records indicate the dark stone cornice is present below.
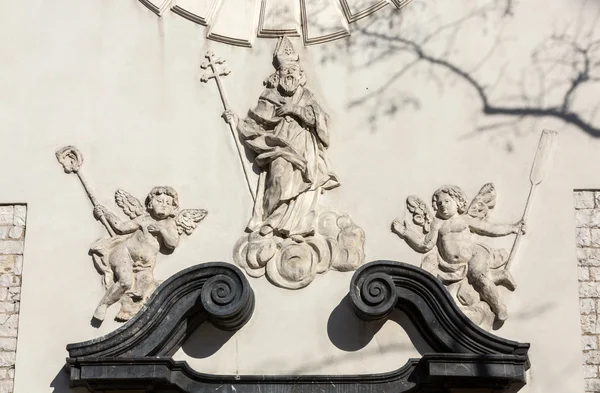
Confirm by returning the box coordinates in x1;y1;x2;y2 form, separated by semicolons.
67;262;254;358
66;260;530;393
350;260;530;356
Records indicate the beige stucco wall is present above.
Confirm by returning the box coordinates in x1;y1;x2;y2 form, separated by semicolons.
1;0;599;392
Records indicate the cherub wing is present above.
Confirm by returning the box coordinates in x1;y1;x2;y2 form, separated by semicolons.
406;195;434;233
115;189;145;219
467;183;497;220
176;209;208;235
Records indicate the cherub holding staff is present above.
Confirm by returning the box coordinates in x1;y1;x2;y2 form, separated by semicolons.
56;146;207;322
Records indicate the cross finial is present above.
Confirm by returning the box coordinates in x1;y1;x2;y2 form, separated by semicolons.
200;51;231;83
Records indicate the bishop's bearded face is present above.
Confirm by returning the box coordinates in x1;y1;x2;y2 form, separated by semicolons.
278;64;302;96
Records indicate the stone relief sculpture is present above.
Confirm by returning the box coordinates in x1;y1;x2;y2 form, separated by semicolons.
392;183;524;328
89;188;207;322
205;37;365;289
391;130;558;330
56;146;207;322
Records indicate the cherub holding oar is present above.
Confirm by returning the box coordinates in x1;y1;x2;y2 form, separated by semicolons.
393;184;524;322
392;130;557;329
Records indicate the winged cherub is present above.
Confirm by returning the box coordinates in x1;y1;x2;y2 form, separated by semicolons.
392;184;525;322
90;186;207;322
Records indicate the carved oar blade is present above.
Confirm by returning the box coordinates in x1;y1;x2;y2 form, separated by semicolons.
530;129;558;186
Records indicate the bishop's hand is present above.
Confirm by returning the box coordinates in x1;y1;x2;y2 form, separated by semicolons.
275;100;299;117
222;110;238;125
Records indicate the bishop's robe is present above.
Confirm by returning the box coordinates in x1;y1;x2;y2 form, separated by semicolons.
238;85;339;237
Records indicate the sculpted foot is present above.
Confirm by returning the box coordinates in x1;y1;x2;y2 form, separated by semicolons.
495;270;517;291
496;305;508;322
93;304;107;321
115;310;133;322
126;290;144;301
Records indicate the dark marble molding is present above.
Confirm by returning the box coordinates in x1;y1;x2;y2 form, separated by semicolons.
66;261;530;393
350;260;530;356
67;262;255;359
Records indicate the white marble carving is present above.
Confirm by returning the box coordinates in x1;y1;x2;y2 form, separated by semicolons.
137;0;412;46
218;37;365;289
391;130;558;330
56;146;207;322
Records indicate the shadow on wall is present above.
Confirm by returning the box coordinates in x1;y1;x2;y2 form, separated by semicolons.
273;307;433;374
327;295;433;354
50;369;87;393
314;0;600;142
181;322;236;358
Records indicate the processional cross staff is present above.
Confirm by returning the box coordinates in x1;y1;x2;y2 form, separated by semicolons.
200;51;256;201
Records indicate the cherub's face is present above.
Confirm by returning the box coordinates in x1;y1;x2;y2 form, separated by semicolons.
436;194;458;219
149;194;175;219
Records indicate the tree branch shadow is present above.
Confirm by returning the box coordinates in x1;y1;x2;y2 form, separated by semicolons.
319;0;600;138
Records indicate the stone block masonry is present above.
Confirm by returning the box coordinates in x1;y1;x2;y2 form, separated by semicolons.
574;191;600;393
0;206;25;393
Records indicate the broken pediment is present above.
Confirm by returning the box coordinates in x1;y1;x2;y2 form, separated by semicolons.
65;260;529;392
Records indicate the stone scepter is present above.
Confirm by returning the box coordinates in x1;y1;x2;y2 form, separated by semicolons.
200;51;256;201
55;145;116;237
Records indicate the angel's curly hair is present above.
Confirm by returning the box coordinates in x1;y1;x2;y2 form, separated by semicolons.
145;186;179;215
432;185;468;214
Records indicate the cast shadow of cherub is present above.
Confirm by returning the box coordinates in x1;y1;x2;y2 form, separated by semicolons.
90;187;207;323
392;184;525;330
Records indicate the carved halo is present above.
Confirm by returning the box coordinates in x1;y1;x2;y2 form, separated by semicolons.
137;0;413;47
